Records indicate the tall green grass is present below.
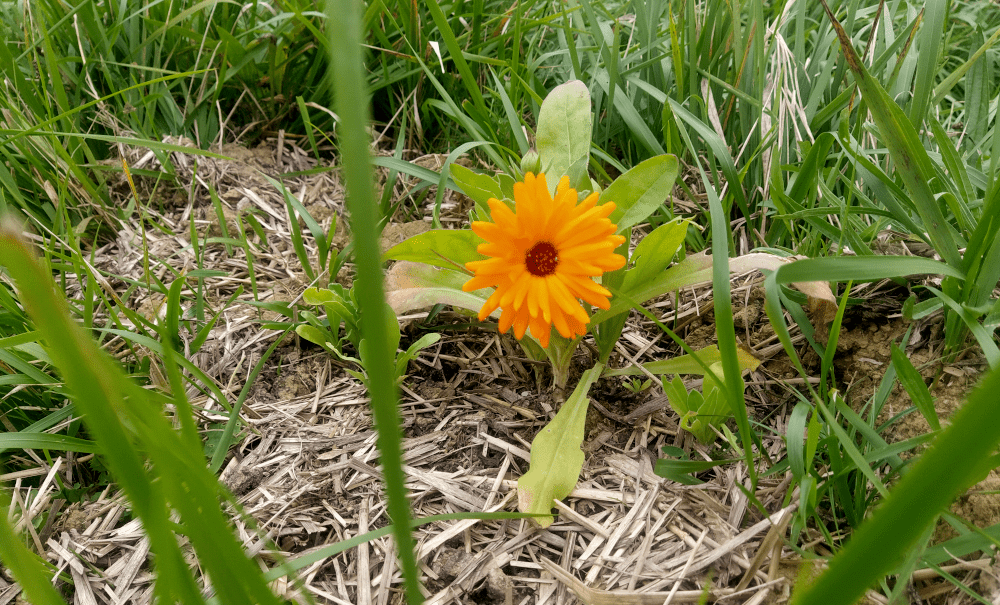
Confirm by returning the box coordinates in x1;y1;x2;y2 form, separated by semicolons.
0;223;284;604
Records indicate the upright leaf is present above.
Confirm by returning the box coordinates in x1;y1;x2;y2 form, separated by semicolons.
621;218;690;290
536;80;592;192
450;164;506;215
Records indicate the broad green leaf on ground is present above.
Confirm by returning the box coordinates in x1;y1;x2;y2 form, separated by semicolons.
518;363;603;528
602;155;680;232
382;229;485;269
536;80;592;192
602;344;761;378
384;261;491;317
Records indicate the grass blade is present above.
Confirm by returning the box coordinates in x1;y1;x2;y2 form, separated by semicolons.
819;0;961;270
908;0;945;127
890;342;939;431
324;1;421;603
791;367;1000;605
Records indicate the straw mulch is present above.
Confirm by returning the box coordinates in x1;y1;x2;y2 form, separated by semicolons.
4;138;990;605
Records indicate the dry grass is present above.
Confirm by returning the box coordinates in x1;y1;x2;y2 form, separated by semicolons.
8;138;991;605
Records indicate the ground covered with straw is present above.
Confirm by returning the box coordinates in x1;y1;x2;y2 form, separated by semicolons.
6;136;993;605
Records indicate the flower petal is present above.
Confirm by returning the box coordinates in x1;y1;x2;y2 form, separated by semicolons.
463;171;626;348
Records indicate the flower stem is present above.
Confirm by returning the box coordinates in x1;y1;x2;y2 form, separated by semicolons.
544;334;579;392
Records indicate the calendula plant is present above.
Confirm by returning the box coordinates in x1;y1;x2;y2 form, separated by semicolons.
384;81;768;525
295;284;441;386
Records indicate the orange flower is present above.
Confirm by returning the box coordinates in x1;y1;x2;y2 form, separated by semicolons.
463;172;627;348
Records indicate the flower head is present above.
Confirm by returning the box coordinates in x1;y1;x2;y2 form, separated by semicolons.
462;172;627;348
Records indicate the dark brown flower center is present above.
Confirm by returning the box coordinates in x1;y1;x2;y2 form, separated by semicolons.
525;241;559;277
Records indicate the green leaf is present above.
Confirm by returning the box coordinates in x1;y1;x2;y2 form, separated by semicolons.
536;80;592;192
890;342;939;431
382;229;486;270
654;454;741;485
602;155;679;232
0;433;99;454
773;256;965;283
303;286;345;306
423;0;487;116
786;402;812;482
791;367;1000;605
591;252;714;324
384;262;491;317
665;363;738;444
396;333;442;380
450;164;506;214
820;2;961;270
517;363;603;527
295;324;333;350
326;1;421;600
667;98;749;217
960;28;995;147
907;0;946;127
621;218;690;290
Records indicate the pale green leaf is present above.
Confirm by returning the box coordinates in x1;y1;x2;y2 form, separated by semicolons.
382;229;485;269
517;363;602;527
384;262;492;317
302;287;345;306
536;80;592;192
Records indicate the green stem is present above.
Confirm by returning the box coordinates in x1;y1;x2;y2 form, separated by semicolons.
543;334;579;392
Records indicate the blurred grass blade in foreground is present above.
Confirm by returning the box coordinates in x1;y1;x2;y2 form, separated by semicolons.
325;0;423;603
0;219;282;604
791;366;1000;605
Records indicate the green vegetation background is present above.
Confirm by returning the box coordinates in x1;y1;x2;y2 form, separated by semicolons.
1;1;999;604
